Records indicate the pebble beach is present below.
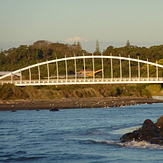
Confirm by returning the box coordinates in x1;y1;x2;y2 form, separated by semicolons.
0;97;163;111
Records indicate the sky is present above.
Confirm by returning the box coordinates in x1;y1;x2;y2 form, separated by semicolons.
0;0;163;52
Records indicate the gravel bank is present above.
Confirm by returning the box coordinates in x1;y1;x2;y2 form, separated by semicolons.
0;97;163;111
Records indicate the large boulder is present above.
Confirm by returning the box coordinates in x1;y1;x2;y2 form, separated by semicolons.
120;116;163;145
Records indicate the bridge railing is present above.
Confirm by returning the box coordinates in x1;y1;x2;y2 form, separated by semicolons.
1;77;163;86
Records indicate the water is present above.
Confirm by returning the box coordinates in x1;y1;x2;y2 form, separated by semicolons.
1;103;163;163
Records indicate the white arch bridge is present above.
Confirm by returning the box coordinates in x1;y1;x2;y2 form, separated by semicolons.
0;55;163;86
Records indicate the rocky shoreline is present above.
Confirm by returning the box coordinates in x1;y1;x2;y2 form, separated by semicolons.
0;97;163;111
120;115;163;145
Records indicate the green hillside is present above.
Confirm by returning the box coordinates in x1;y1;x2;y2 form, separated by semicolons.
1;40;163;100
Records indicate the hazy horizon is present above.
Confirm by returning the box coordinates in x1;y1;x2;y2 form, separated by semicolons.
1;40;163;53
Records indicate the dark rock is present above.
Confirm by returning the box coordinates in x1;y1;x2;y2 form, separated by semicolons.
120;115;163;145
141;119;160;141
50;108;59;111
142;119;155;131
120;132;137;142
150;137;163;145
156;115;163;129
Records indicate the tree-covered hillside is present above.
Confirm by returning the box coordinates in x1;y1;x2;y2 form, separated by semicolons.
103;44;163;62
1;40;163;100
0;40;88;71
1;40;163;73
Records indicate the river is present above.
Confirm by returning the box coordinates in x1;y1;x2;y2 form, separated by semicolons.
0;103;163;162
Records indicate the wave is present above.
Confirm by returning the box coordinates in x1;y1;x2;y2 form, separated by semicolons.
3;156;46;162
87;139;163;150
119;140;163;149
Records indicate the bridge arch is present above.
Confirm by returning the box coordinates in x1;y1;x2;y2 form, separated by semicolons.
0;55;163;86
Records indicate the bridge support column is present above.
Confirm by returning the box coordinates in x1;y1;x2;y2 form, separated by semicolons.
83;53;86;81
138;56;140;80
20;71;22;83
65;56;68;82
38;65;40;83
147;59;149;79
56;58;59;83
101;54;104;81
156;61;159;80
74;54;77;82
119;54;122;80
29;68;31;84
92;53;95;81
128;55;131;80
110;54;113;81
11;73;13;84
47;63;50;83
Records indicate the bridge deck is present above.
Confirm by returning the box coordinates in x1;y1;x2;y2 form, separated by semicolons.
1;77;163;86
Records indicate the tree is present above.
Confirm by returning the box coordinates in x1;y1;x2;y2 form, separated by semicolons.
0;52;7;65
77;42;82;50
94;40;101;54
126;40;131;48
33;40;51;47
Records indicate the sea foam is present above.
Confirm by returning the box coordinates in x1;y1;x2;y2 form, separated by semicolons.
119;140;163;149
91;139;163;150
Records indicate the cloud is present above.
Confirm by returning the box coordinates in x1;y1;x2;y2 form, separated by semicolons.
64;35;89;43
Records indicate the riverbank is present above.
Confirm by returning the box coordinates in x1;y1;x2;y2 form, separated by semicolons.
0;97;163;111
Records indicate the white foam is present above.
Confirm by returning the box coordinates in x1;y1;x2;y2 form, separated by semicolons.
92;139;163;150
119;140;163;149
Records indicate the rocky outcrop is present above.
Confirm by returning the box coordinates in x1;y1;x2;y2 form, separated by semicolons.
50;108;59;111
120;116;163;145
